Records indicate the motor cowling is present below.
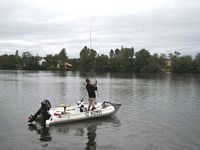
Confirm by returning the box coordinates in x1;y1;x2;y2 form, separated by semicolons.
41;99;51;120
41;99;51;110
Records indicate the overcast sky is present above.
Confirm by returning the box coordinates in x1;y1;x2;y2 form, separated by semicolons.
0;0;200;58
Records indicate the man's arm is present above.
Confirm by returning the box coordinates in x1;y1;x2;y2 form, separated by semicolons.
93;80;97;90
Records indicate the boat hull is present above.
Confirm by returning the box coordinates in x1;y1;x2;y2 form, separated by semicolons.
46;102;121;125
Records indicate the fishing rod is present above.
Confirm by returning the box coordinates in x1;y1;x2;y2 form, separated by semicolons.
90;17;94;50
89;17;99;98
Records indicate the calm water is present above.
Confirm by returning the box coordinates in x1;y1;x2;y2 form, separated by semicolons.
0;70;200;150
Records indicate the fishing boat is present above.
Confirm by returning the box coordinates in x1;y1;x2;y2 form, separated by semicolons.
28;99;121;126
46;101;121;126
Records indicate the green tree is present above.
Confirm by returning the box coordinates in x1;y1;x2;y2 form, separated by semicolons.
121;47;134;71
95;54;109;71
193;53;200;73
114;48;120;58
171;55;193;73
134;49;151;72
68;58;79;70
171;54;178;72
21;52;39;70
109;49;114;58
58;48;68;70
179;56;193;73
15;50;22;69
45;54;53;70
147;54;160;72
0;54;17;69
159;53;167;71
108;47;134;72
79;46;97;71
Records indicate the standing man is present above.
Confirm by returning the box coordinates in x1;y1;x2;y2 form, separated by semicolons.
86;78;97;111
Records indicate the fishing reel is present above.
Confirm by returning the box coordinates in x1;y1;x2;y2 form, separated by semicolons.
76;98;84;106
76;98;85;112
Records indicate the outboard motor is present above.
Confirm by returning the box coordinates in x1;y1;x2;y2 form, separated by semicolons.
41;99;51;111
41;99;51;120
28;99;51;124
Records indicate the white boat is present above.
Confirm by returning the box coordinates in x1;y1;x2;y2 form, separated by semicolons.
46;101;121;126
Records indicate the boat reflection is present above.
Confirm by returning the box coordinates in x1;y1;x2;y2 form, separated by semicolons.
51;116;120;135
28;116;120;149
51;116;121;150
28;123;52;142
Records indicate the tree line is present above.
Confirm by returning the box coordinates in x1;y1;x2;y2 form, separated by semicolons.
0;48;68;70
0;46;200;73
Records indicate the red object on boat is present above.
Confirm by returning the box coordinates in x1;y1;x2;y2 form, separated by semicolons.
53;113;61;117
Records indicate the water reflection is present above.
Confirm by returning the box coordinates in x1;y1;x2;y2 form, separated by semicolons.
27;116;120;149
52;116;121;150
86;122;97;150
28;123;52;142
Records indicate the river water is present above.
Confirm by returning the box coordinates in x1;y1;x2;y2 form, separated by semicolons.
0;70;200;150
